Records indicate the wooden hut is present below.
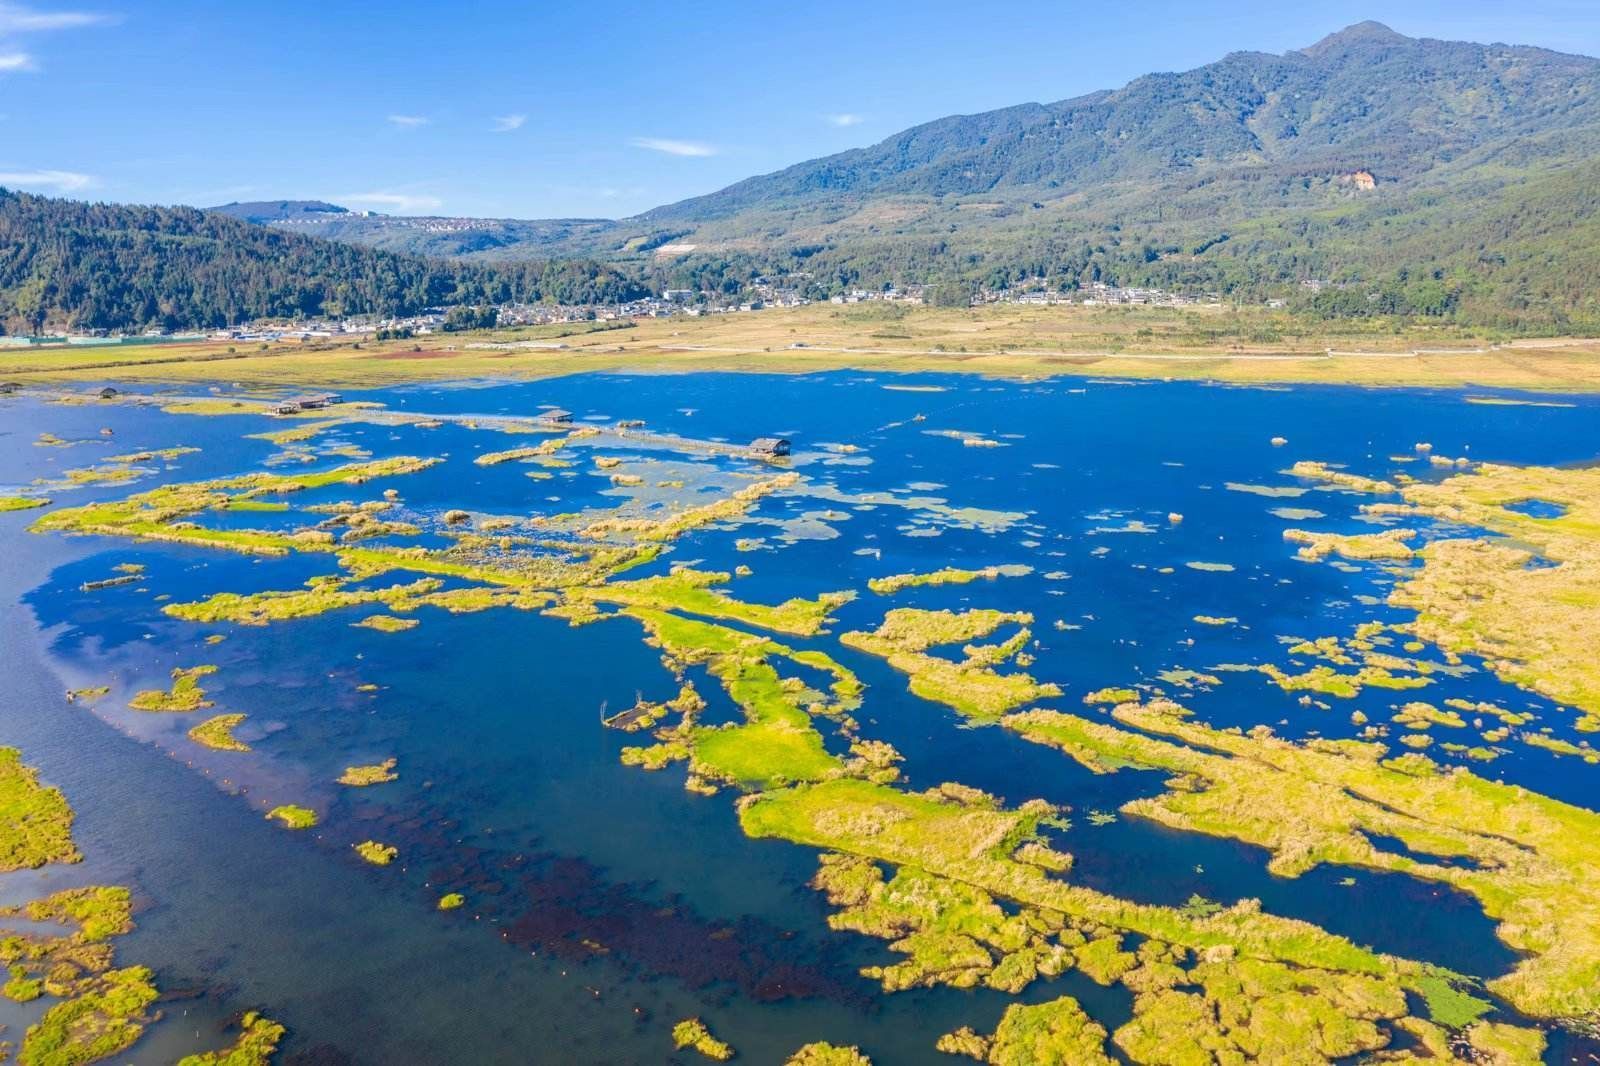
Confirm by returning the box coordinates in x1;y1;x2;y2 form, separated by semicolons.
749;437;792;457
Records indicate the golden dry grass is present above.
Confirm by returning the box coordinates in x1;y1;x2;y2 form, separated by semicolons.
4;305;1599;391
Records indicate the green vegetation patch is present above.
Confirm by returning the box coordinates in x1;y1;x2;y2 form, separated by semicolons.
812;852;1072;994
0;747;80;871
264;805;317;830
672;1018;734;1061
842;607;1060;719
5;965;44;1002
338;758;398;786
8;886;136;943
0;495;50;512
579;472;799;543
620;609;848;789
353;613;419;632
939;994;1114;1064
1376;461;1600;717
354;841;398;866
1283;527;1417;562
784;1043;870;1065
1259;661;1430;699
128;664;217;712
575;568;853;637
868;564;1032;595
175;1011;285;1066
743;777;1392;985
104;446;198;464
187;713;250;752
1288;461;1397;495
1004;697;1600;1020
18;965;158;1066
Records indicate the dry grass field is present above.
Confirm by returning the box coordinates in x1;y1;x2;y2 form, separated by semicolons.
5;304;1599;391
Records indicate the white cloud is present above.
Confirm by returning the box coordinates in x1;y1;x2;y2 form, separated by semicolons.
630;137;717;158
0;168;94;192
0;3;108;32
0;4;112;73
339;191;443;213
386;114;429;129
490;113;526;133
826;113;863;127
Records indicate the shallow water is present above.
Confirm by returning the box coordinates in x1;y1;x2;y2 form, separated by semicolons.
2;373;1599;1063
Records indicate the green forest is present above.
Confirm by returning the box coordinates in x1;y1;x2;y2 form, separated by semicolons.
0;190;645;334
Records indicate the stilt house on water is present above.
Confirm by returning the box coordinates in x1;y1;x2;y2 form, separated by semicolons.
274;393;343;415
749;437;792;458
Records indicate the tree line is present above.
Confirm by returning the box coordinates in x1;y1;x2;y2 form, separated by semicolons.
0;189;648;334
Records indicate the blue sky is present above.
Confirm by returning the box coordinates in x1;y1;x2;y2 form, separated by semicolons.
4;0;1600;219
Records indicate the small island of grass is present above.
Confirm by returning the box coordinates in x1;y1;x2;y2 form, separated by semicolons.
354;841;398;866
672;1018;734;1061
842;607;1060;719
337;758;398;786
352;613;419;633
867;564;1032;595
187;713;250;752
175;1011;285;1066
128;664;217;712
785;1043;871;1066
265;805;318;830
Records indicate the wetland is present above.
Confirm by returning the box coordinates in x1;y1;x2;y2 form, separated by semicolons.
2;370;1599;1064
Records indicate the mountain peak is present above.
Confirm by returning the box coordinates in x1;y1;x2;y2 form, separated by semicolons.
210;200;351;225
1302;21;1409;56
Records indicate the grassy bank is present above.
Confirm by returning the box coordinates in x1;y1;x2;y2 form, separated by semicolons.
3;304;1599;391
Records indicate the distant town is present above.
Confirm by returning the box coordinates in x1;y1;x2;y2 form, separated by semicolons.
1;278;1274;349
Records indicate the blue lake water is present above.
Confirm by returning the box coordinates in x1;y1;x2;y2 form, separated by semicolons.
2;373;1598;1063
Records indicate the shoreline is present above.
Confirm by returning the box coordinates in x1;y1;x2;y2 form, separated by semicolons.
3;305;1599;393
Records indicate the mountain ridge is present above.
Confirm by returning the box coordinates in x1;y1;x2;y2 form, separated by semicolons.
215;24;1600;264
212;200;352;225
16;20;1599;331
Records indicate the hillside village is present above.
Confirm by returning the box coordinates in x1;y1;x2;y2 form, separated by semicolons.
3;275;1247;350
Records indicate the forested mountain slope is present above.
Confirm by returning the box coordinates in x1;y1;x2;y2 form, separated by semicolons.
232;22;1600;326
0;190;643;333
